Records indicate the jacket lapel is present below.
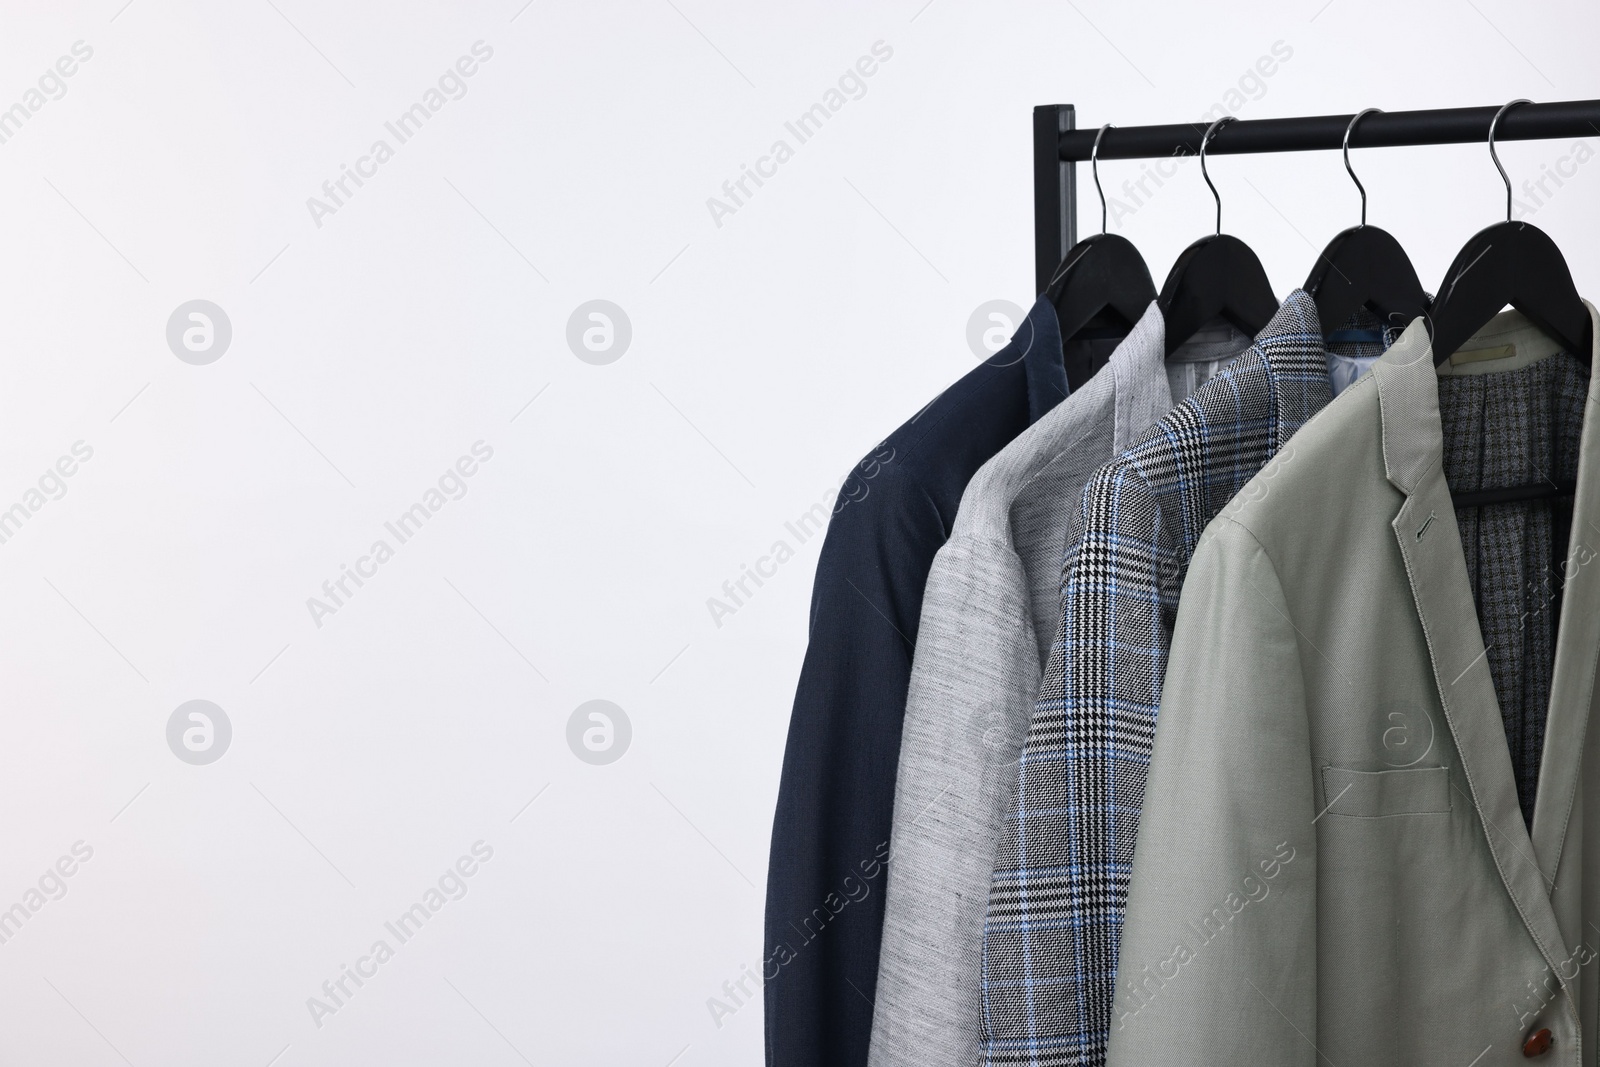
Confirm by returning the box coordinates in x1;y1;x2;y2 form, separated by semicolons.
1530;301;1600;897
1374;319;1574;976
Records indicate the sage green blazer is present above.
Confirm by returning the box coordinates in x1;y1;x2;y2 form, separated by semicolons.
1107;304;1600;1067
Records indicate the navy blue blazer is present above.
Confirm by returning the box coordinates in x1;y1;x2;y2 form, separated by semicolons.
765;298;1068;1067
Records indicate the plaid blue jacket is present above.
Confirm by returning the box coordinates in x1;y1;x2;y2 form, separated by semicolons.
979;291;1351;1067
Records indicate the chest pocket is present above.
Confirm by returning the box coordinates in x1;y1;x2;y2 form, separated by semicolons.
1320;765;1452;818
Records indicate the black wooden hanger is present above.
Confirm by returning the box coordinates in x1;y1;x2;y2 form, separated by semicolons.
1044;124;1157;391
1429;99;1591;367
1158;115;1279;357
1430;100;1591;508
1304;108;1429;338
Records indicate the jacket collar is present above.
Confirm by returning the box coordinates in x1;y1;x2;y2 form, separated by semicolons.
1151;289;1332;561
988;295;1070;427
1257;289;1338;452
1370;316;1444;495
1373;302;1600;1004
1109;300;1172;453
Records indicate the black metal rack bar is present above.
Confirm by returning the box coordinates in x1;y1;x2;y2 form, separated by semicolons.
1033;99;1600;292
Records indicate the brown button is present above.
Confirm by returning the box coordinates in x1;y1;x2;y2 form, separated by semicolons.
1524;1028;1553;1056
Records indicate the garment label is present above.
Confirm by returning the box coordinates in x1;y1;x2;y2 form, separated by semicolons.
1451;343;1517;365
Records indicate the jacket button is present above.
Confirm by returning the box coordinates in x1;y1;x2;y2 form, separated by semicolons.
1523;1028;1553;1056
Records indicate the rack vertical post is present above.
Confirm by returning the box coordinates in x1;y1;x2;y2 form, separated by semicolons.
1033;104;1076;294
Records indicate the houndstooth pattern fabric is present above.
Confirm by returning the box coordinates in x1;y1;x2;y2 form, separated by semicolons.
1440;349;1590;827
979;291;1343;1067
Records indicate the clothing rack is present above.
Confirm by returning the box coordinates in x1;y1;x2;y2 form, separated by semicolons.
1033;100;1600;293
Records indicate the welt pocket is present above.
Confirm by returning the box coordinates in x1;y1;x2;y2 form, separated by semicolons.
1320;765;1452;818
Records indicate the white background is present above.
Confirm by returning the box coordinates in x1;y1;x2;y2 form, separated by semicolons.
0;0;1596;1064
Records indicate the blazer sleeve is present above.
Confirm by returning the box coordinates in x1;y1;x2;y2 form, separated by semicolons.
1106;516;1319;1067
765;465;946;1067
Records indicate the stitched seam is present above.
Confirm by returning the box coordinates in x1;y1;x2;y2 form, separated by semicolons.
1320;811;1452;819
1319;765;1452;817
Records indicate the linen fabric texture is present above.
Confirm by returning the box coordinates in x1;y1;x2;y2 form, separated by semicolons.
868;303;1248;1067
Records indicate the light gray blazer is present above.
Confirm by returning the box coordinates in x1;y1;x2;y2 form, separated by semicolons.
1107;304;1600;1067
869;304;1247;1067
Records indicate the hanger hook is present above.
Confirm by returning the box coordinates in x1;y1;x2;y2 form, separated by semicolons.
1199;115;1234;235
1091;123;1114;236
1343;108;1382;227
1488;98;1531;222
